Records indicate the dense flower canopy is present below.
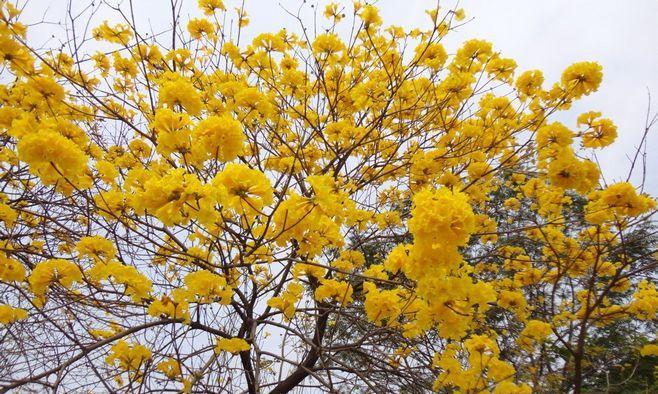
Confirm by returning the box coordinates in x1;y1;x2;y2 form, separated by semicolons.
0;1;656;393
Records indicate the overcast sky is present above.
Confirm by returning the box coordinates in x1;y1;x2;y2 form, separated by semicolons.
22;0;658;195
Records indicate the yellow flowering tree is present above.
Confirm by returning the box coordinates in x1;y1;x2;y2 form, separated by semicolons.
0;1;656;393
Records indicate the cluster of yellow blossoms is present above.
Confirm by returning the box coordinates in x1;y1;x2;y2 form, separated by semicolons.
215;337;250;354
28;259;82;304
106;340;152;371
0;303;27;324
433;335;531;393
267;281;304;320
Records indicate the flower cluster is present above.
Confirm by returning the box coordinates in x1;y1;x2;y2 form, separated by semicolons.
215;337;250;354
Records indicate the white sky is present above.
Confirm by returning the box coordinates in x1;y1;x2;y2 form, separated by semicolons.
21;0;658;195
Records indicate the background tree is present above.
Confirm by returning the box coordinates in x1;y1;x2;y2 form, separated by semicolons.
329;167;658;393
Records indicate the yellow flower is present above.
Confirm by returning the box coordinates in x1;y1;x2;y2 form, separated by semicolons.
627;280;657;320
408;187;475;248
363;282;401;326
536;122;573;152
158;77;202;116
383;244;410;274
157;358;182;379
76;236;116;260
292;262;326;280
0;304;28;325
130;168;205;226
498;290;527;312
128;139;152;158
184;270;233;304
515;70;544;98
27;76;65;103
456;39;493;64
414;42;448;71
213;163;272;216
578;111;617;148
112;53;138;77
586;182;656;223
94;189;126;218
29;259;83;299
486;57;517;82
235;7;249;27
0;254;26;282
92;52;110;76
17;130;89;190
88;261;152;302
215;337;250;354
188;18;216;40
517;320;553;349
152;108;191;135
89;325;120;339
503;197;521;211
234;87;273;117
95;160;119;184
106;341;152;371
148;291;190;323
375;211;402;229
0;203;17;228
640;344;658;357
0;33;34;73
314;279;353;305
333;250;366;272
92;21;133;45
561;61;603;99
547;148;599;193
193;115;245;161
198;0;225;15
363;264;388;280
360;4;382;27
324;2;344;21
312;33;345;56
267;281;304;320
152;108;193;157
